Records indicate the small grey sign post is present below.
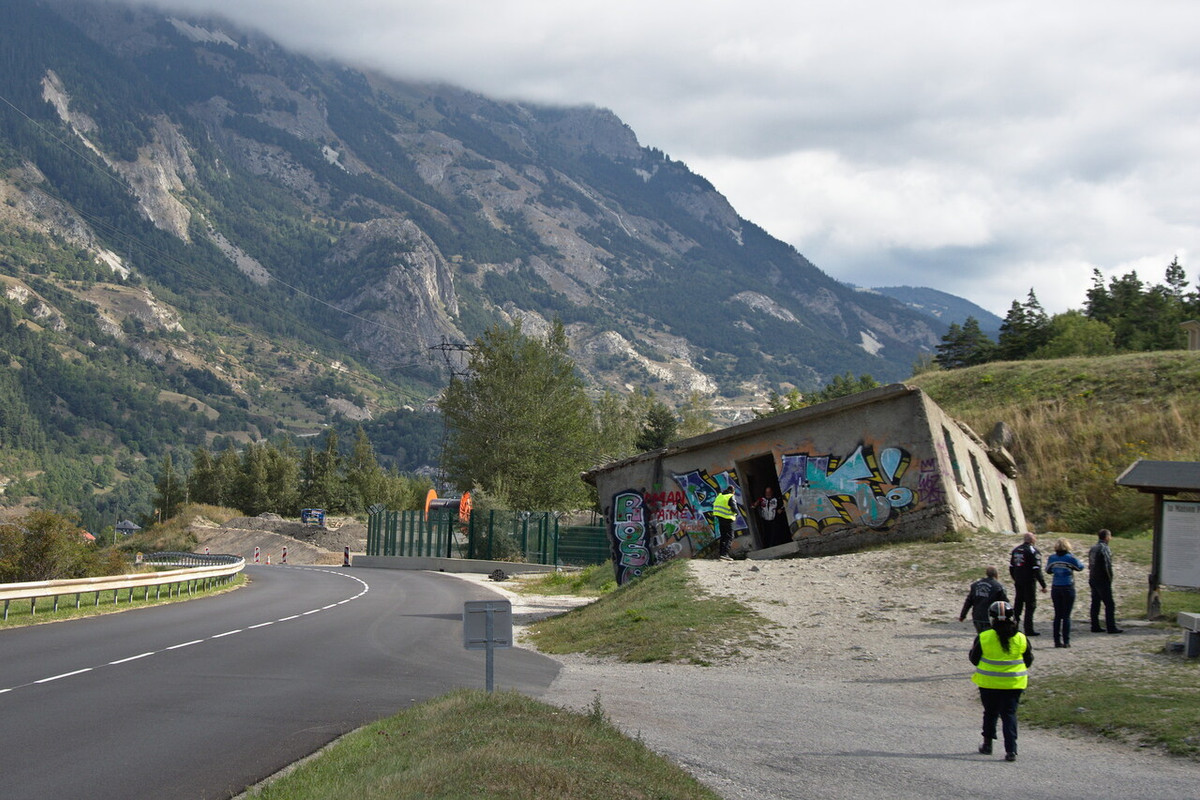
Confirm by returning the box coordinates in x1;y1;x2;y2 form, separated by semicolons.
463;600;513;692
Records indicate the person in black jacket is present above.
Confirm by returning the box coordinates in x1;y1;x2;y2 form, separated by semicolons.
1089;528;1123;634
959;566;1009;633
1009;532;1047;636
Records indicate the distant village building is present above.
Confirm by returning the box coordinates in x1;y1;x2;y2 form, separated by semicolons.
584;384;1027;584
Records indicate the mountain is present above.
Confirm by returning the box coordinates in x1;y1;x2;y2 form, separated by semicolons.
0;0;946;525
866;285;1004;337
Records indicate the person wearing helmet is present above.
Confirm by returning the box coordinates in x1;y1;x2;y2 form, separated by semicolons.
969;600;1034;761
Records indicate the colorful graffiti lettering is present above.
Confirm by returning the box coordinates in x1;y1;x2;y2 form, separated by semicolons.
779;445;917;534
612;490;650;584
669;468;747;529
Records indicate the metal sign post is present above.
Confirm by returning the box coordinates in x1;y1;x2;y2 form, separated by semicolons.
463;600;513;692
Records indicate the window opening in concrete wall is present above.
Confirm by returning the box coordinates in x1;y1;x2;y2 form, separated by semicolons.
942;426;966;490
1002;484;1018;532
969;451;993;517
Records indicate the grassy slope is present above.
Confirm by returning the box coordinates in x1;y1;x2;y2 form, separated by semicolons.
910;350;1200;533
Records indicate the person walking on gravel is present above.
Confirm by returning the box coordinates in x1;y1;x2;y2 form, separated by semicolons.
970;600;1033;762
959;566;1008;634
1009;532;1047;636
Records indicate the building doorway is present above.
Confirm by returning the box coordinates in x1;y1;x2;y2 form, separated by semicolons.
736;454;790;549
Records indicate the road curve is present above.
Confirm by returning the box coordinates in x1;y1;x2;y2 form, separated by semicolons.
0;565;559;800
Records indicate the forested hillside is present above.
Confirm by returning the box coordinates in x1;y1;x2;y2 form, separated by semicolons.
0;0;952;526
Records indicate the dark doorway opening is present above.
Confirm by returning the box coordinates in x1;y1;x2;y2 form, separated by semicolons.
736;454;790;549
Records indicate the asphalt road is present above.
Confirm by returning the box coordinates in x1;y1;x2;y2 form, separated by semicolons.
0;565;560;800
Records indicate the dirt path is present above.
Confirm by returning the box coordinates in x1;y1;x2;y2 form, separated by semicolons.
456;534;1199;800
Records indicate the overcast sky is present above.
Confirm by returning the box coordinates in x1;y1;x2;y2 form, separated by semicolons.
128;0;1200;316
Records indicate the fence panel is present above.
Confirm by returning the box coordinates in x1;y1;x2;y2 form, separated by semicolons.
368;509;610;567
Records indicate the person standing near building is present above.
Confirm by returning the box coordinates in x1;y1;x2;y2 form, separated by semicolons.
959;566;1009;633
753;486;785;546
1009;532;1047;636
1045;538;1085;648
970;600;1033;762
712;485;737;562
1089;528;1123;634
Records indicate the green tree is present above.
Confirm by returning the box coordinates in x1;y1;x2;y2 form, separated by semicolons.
677;391;715;439
935;317;995;369
996;290;1051;361
345;427;387;513
635;400;679;451
756;388;807;418
1031;311;1116;358
812;372;881;403
593;390;650;463
439;319;595;509
154;453;184;522
1;511;102;582
301;431;343;512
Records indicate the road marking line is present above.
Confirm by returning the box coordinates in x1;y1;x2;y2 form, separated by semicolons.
212;629;242;638
36;668;92;683
109;652;154;665
167;640;204;650
279;615;301;621
248;621;274;629
302;609;320;615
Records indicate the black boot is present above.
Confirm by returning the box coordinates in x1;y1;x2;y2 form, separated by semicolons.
978;738;993;755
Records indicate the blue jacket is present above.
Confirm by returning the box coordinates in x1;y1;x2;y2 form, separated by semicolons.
1046;552;1084;586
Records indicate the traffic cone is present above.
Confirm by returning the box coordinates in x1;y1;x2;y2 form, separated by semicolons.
266;555;271;565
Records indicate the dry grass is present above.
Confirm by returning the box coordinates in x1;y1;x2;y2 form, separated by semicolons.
911;351;1200;533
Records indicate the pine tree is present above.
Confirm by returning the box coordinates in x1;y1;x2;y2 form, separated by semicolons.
935;317;994;369
635;401;679;451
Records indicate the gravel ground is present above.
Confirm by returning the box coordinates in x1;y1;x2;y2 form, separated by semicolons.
457;536;1200;800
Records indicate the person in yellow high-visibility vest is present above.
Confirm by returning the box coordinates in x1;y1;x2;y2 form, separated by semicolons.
969;600;1034;761
711;485;737;562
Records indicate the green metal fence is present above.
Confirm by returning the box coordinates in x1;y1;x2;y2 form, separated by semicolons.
367;509;609;567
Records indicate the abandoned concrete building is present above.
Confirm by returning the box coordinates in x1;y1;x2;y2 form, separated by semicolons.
583;384;1026;584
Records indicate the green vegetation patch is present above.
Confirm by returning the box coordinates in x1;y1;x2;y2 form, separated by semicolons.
514;563;617;596
245;689;721;800
525;559;771;664
1026;668;1200;757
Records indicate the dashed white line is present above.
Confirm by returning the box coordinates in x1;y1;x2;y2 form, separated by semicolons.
109;652;154;665
279;615;301;621
302;609;320;616
248;621;274;629
166;639;203;650
212;629;242;638
36;668;93;684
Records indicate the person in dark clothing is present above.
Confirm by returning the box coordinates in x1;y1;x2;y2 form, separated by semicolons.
1089;528;1123;633
970;600;1033;762
1009;532;1047;636
959;566;1009;633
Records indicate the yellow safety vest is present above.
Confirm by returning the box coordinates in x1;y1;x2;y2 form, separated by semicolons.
712;492;736;520
971;629;1029;689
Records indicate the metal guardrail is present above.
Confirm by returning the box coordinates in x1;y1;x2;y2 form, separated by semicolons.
0;552;245;620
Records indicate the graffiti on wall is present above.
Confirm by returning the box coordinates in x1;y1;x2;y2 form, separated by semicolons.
612;489;650;584
779;444;919;534
917;458;945;508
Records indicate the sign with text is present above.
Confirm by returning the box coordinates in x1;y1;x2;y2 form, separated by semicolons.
1162;501;1200;588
